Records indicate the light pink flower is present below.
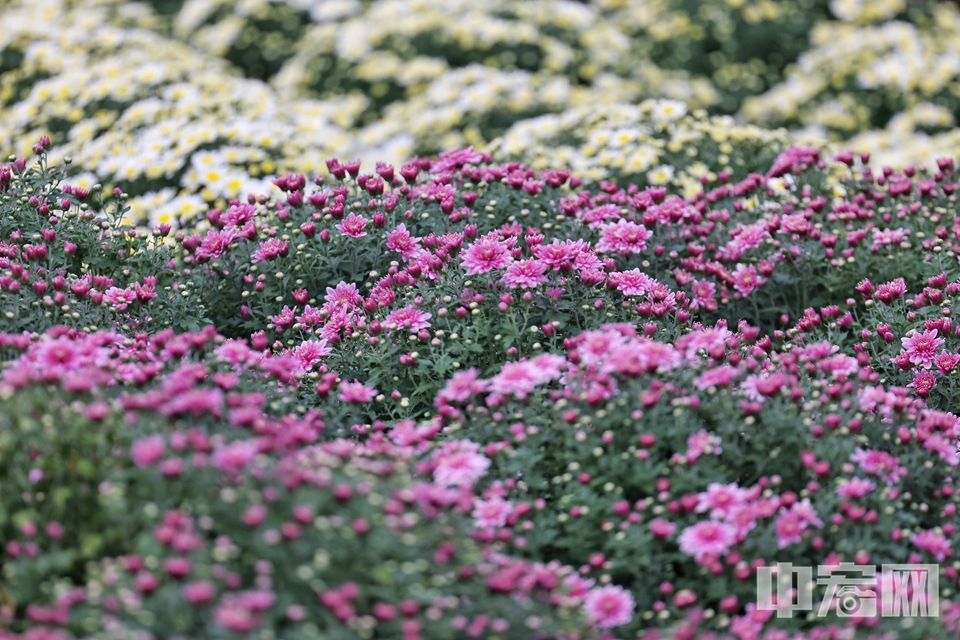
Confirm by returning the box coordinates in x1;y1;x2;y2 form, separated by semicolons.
596;220;652;254
435;368;489;405
472;496;513;529
182;580;217;605
501;259;548;288
687;430;722;461
103;286;136;310
616;269;654;297
696;482;746;519
691;279;717;307
251;238;288;263
131;435;165;468
489;361;542;399
849;448;906;485
532;239;590;268
338;380;377;403
195;228;240;260
836;477;876;499
385;223;423;260
732;264;765;296
911;529;951;561
291;339;332;374
649;518;677;539
325;282;362;309
335;212;368;238
774;512;806;549
900;329;943;369
694;365;739;391
211;440;259;473
461;233;514;275
385;305;432;333
433;440;490;487
678;521;737;562
584;585;635;629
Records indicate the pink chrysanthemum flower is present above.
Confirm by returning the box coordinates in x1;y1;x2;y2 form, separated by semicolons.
584;585;636;629
472;496;513;529
195;228;241;260
900;329;943;369
849;448;906;485
488;361;541;399
616;269;654;297
501;259;548;288
911;529;952;561
694;365;739;391
461;233;514;275
775;512;806;549
103;286;136;310
433;440;490;486
678;521;737;562
696;482;745;519
325;282;363;310
291;339;332;374
596;220;652;254
211;440;259;474
836;477;877;499
691;279;717;308
385;223;423;260
338;380;377;403
335;212;368;238
649;518;677;539
435;368;489;406
533;239;591;269
131;435;165;468
732;264;765;296
385;305;432;333
251;238;288;263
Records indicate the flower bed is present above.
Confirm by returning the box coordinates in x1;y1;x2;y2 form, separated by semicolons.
2;136;960;639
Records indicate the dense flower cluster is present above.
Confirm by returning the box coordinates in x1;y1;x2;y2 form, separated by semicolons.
8;0;960;637
0;136;960;639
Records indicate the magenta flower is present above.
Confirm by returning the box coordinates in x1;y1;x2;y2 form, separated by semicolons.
501;259;548;288
433;440;490;487
335;212;368;238
338;380;377;403
131;435;165;468
211;440;259;473
649;518;677;539
385;223;423;260
472;496;513;529
911;529;952;561
583;585;636;629
251;238;289;263
533;239;591;269
385;305;432;333
103;286;135;310
435;368;489;405
616;269;654;297
731;263;765;296
596;220;652;254
836;477;876;499
461;233;513;275
678;521;737;562
850;448;906;485
900;329;943;369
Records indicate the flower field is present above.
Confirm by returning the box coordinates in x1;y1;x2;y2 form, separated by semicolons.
4;0;960;639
